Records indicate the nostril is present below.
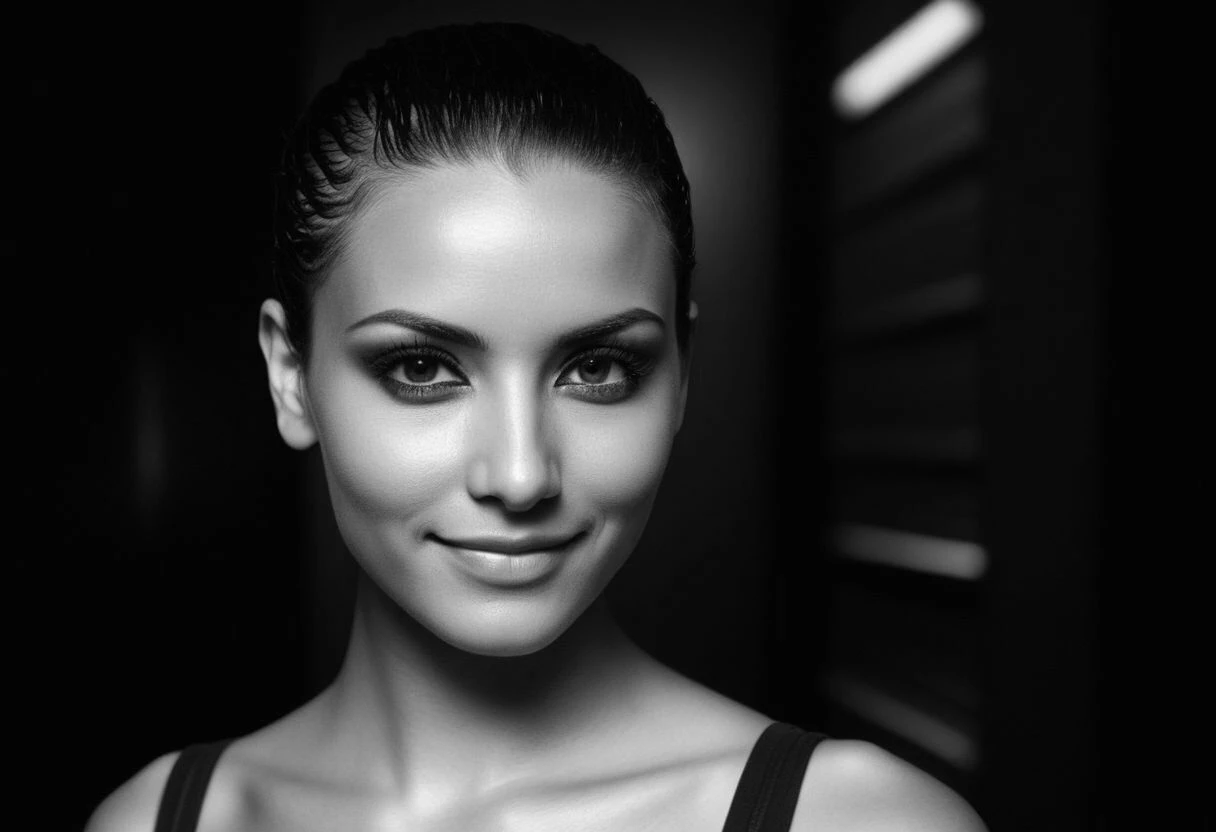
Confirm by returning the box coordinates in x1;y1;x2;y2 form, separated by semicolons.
466;467;560;512
464;405;560;507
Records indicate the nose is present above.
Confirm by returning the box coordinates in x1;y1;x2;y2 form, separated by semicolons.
465;381;561;512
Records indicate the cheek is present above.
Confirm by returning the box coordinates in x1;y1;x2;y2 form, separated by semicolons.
309;370;465;525
560;379;680;519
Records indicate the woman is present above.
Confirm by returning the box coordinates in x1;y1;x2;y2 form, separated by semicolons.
87;22;986;832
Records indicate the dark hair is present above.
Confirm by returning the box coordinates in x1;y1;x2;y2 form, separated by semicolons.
274;22;695;361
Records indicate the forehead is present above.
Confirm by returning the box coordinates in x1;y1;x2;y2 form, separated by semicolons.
317;161;674;341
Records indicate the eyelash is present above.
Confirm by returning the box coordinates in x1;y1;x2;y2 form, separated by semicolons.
366;340;468;402
364;339;656;404
556;345;656;402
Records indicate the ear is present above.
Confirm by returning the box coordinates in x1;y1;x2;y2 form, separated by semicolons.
258;299;317;450
675;300;697;434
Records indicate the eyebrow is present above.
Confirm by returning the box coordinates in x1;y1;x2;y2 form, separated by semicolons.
345;307;665;350
346;309;488;349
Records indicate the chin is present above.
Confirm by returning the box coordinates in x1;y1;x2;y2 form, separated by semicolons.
414;588;596;658
452;631;563;659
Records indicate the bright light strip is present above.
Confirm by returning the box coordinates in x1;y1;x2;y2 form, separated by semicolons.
824;671;980;771
832;0;983;119
832;523;988;581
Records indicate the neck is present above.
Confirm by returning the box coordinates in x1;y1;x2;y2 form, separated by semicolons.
319;572;649;797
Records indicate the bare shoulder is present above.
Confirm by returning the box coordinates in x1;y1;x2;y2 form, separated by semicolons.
84;751;180;832
791;739;988;832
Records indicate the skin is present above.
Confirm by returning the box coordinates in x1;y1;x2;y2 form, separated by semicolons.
86;161;987;832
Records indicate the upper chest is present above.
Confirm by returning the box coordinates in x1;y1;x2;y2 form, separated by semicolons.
197;752;748;832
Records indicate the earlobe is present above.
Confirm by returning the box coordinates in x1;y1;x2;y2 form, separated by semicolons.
258;299;317;450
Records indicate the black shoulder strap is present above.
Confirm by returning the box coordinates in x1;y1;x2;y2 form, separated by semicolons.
721;722;827;832
153;740;232;832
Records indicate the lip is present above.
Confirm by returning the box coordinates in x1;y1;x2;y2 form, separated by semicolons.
434;532;583;554
431;531;585;587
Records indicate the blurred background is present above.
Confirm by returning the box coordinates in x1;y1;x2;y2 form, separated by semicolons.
5;0;1144;829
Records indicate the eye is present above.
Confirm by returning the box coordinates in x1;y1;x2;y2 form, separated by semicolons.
367;345;468;402
556;346;655;404
391;354;459;385
560;355;627;386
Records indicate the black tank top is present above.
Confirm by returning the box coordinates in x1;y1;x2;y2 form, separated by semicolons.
155;722;825;832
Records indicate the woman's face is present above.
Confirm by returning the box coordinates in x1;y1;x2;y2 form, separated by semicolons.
302;160;686;657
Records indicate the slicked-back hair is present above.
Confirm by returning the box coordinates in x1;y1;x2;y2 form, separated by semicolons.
274;22;695;361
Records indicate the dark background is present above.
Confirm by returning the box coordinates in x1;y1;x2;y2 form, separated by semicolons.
4;0;1168;829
